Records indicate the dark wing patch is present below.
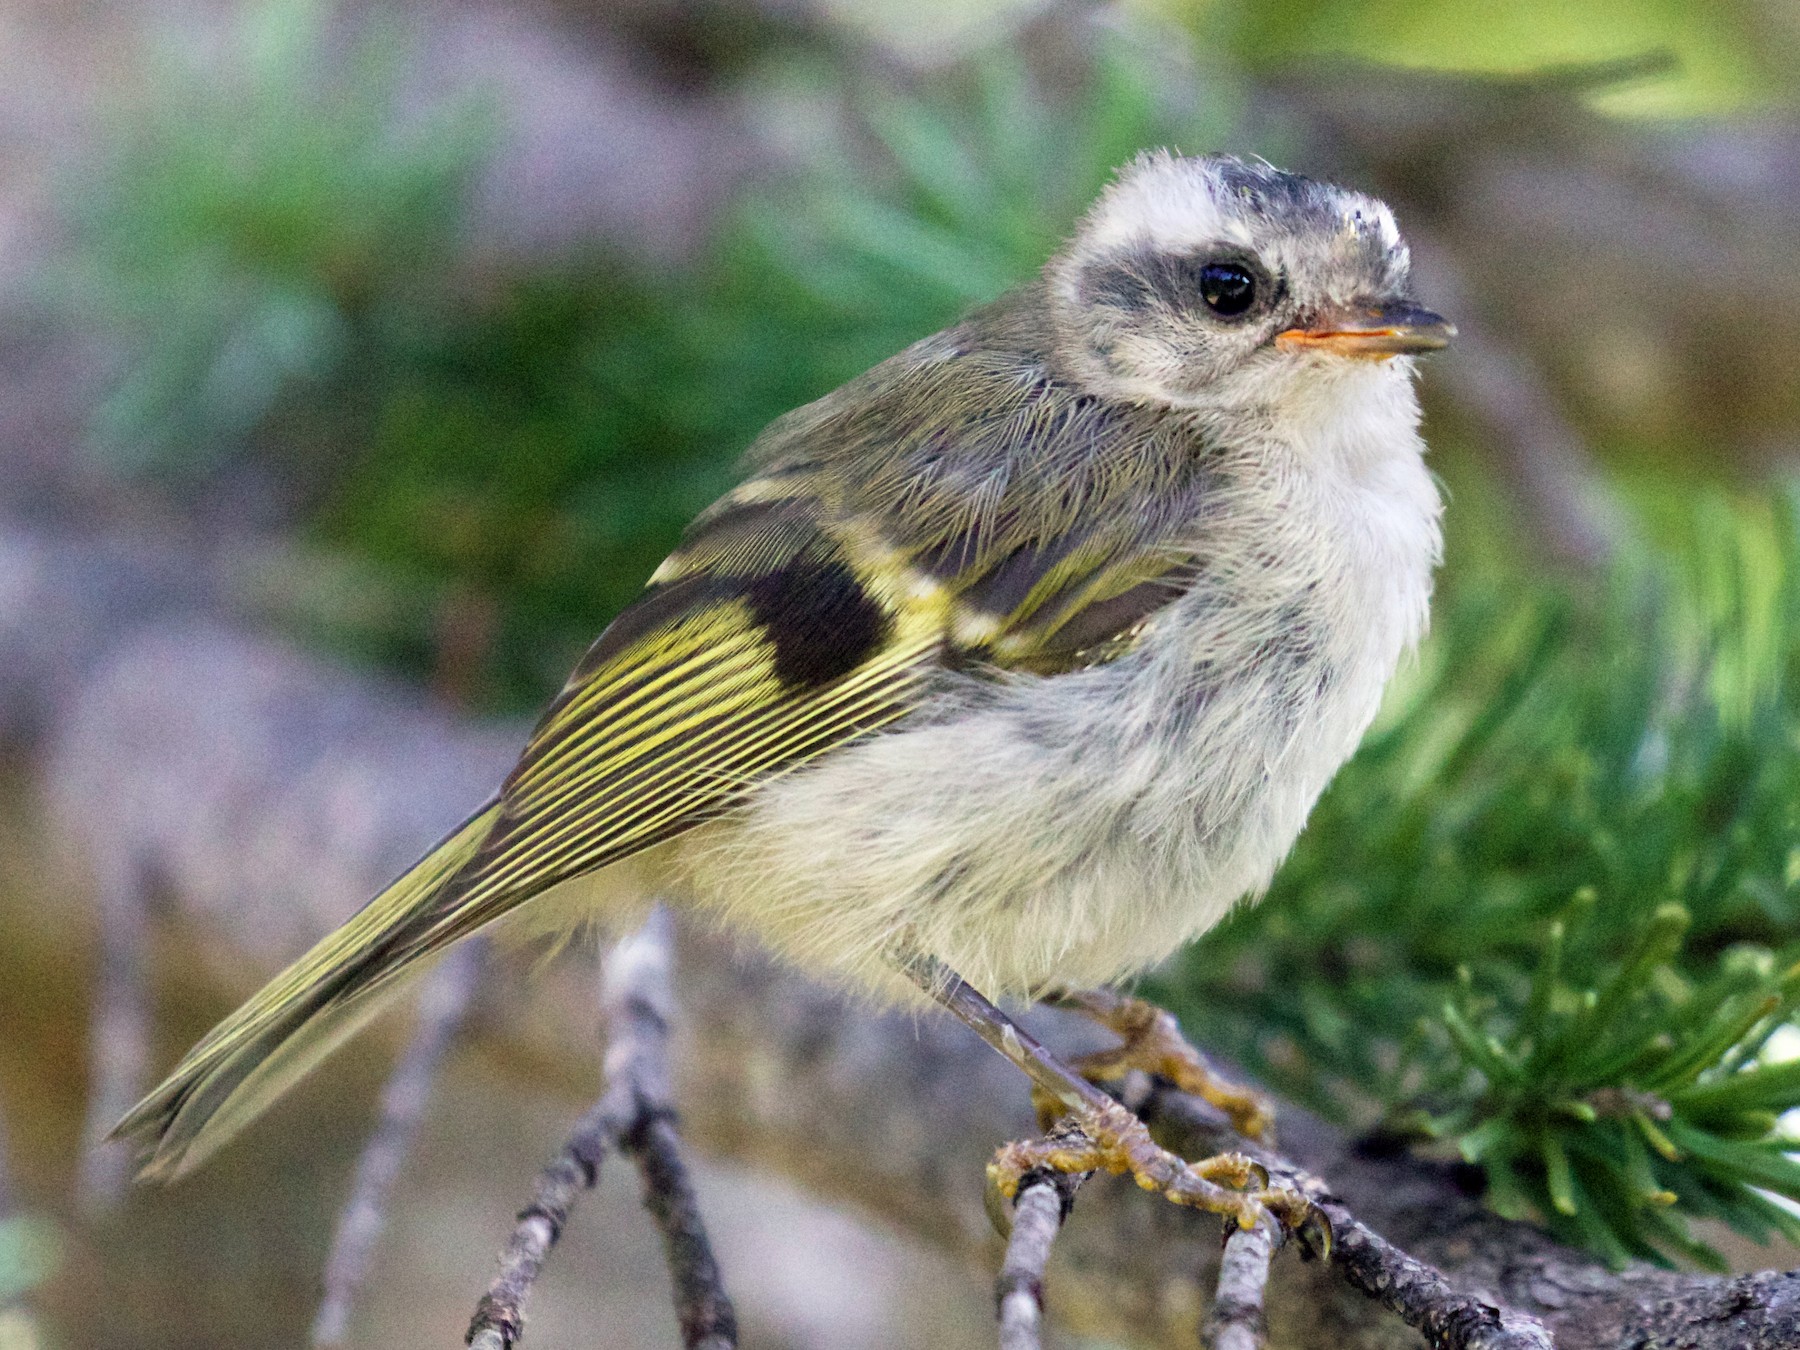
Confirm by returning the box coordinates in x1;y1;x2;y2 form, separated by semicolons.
745;555;892;690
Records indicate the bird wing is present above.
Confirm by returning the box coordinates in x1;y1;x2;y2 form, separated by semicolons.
117;483;1195;1181
397;480;1196;956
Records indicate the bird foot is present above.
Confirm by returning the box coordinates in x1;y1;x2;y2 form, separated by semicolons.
985;1097;1316;1243
1044;988;1275;1141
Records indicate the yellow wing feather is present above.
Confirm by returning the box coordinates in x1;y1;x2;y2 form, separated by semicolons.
115;507;948;1177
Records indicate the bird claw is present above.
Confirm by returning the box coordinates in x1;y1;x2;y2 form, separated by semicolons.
983;1097;1316;1245
1296;1203;1335;1261
1046;988;1277;1141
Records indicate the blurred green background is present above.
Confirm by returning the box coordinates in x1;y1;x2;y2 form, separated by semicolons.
5;0;1800;1344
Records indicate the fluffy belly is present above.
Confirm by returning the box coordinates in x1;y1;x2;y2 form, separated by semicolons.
674;598;1394;1004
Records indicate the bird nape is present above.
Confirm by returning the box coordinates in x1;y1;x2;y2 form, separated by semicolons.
115;151;1451;1246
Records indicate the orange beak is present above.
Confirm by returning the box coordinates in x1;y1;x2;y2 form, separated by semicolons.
1275;301;1455;361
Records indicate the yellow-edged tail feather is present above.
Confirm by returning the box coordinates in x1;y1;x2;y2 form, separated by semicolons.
113;803;501;1181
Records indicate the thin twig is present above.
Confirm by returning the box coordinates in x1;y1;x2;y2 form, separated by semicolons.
1324;1212;1554;1350
631;1115;737;1350
465;1094;613;1350
1202;1213;1281;1350
464;954;641;1350
465;906;736;1350
1139;1082;1554;1350
604;907;737;1350
995;1124;1088;1350
311;940;485;1347
997;1181;1063;1350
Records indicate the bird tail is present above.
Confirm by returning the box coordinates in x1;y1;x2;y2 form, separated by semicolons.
113;802;502;1182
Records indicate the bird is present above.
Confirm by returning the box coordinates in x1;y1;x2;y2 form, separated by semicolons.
115;150;1451;1236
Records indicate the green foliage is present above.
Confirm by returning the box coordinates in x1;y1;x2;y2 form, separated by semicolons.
1153;492;1800;1264
62;0;485;475
1415;901;1800;1267
1157;0;1790;115
307;269;741;700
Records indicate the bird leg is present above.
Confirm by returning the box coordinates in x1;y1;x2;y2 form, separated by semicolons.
898;954;1313;1242
1042;986;1275;1141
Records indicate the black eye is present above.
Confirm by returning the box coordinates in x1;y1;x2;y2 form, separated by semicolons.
1199;262;1256;317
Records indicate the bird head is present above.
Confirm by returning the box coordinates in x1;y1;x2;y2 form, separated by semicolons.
1048;152;1453;418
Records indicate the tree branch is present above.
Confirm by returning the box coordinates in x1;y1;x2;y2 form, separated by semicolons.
1137;1087;1552;1350
1202;1213;1279;1350
995;1128;1087;1350
629;1112;738;1350
466;907;737;1350
463;1093;609;1350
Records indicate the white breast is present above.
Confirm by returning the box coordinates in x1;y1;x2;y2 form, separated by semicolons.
677;361;1441;1004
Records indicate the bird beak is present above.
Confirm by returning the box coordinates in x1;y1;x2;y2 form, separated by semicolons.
1275;301;1455;360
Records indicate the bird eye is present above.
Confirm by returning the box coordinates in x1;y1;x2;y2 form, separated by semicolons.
1199;262;1256;317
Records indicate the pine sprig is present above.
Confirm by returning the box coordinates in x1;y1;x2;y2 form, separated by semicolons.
1156;492;1800;1264
1407;901;1800;1265
62;0;487;476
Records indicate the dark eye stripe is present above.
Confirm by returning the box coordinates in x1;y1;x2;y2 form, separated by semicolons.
1079;258;1159;312
1080;245;1269;319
